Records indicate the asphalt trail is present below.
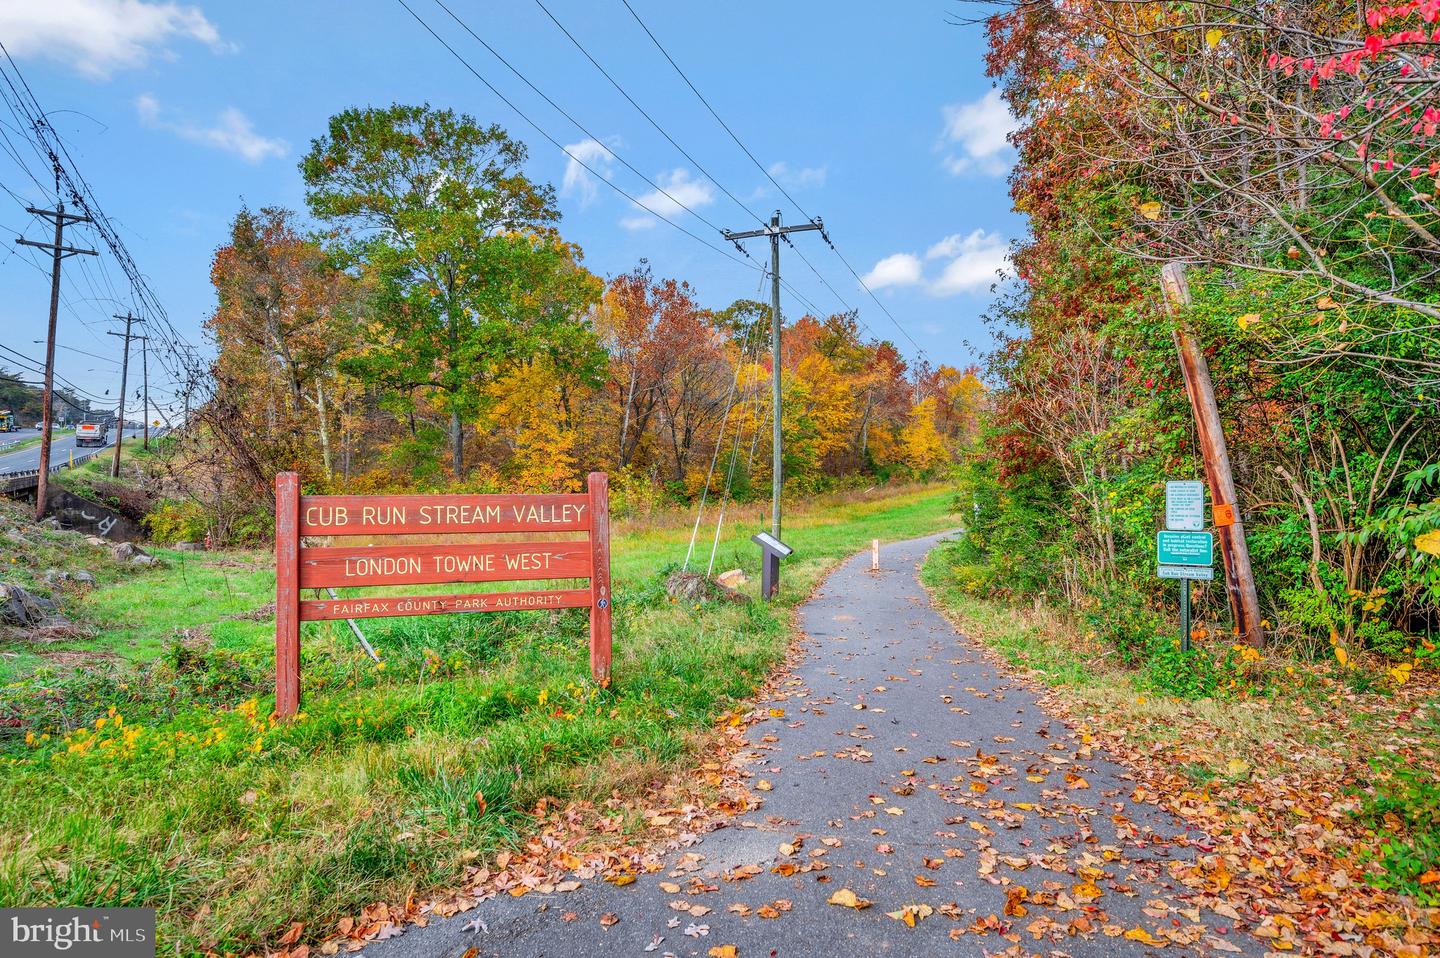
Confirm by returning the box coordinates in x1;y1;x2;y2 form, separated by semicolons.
365;532;1256;957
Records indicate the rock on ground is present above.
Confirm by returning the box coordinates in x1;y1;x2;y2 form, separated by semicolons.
112;541;158;567
716;568;749;589
0;582;69;630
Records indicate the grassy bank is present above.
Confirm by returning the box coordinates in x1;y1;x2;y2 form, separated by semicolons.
922;539;1440;948
0;485;956;956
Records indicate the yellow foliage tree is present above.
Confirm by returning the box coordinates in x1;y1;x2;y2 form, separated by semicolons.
485;362;581;492
901;398;950;477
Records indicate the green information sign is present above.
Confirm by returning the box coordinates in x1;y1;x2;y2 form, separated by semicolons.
1156;530;1213;567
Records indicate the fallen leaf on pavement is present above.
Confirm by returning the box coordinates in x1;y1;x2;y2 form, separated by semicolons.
826;888;871;910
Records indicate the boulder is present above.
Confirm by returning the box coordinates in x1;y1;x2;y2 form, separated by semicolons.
173;542;204;552
112;542;158;566
716;568;749;589
0;582;61;629
71;570;97;588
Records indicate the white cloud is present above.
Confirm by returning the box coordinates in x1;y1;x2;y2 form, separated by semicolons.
861;230;1010;298
620;168;714;230
767;160;827;190
0;0;227;78
561;137;617;207
136;94;287;163
860;252;923;290
926;229;1009;295
939;89;1016;176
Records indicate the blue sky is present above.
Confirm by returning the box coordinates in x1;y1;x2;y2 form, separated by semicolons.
0;0;1021;421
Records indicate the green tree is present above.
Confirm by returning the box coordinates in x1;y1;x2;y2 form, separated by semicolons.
300;103;602;476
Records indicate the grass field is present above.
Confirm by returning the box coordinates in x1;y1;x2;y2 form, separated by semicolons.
0;484;957;955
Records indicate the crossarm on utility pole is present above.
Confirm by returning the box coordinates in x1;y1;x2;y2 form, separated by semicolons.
720;211;827;596
107;316;144;479
17;193;96;521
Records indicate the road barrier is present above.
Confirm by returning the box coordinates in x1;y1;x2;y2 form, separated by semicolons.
273;472;613;717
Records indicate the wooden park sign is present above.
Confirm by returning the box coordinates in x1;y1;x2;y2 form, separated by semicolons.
273;471;612;717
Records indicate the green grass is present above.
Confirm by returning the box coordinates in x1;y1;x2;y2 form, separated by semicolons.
920;543;1107;689
53;433;143;480
0;484;956;956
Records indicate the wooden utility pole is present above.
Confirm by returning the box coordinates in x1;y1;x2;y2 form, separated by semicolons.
1159;262;1264;645
107;314;143;478
14;182;96;520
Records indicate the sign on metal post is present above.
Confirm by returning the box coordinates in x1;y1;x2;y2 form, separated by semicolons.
751;531;793;600
1158;564;1214;580
1165;480;1205;531
1156;530;1214;566
1157;483;1214;653
273;472;614;718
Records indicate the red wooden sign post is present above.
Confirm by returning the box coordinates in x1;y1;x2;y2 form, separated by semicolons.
273;472;613;718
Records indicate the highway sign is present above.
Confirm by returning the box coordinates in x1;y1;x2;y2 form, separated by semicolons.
1157;530;1213;566
1165;480;1205;531
1158;564;1214;580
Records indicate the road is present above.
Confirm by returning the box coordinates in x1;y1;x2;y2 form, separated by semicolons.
0;428;136;474
362;532;1257;958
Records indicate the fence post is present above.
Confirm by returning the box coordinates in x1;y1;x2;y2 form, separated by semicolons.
587;472;612;687
275;472;301;718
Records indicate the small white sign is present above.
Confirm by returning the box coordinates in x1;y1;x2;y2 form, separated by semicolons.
1158;564;1214;580
1165;480;1205;531
751;531;794;557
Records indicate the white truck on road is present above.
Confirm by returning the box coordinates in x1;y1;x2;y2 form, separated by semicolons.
75;420;108;447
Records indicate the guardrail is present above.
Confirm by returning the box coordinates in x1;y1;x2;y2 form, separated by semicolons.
0;428;170;491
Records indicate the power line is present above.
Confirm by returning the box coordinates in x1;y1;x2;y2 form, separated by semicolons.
617;0;931;362
0;43;205;398
618;0;811;217
527;0;897;352
531;0;766;229
428;0;734;239
416;0;876;338
394;0;761;275
397;0;877;359
0;343;111;403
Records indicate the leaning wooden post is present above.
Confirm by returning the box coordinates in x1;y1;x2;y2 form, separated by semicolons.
274;471;302;717
1159;263;1265;646
587;472;613;687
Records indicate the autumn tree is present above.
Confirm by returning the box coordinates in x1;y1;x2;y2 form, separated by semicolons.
301;104;603;477
206;206;362;489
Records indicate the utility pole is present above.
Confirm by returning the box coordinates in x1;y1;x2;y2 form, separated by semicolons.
107;314;143;478
141;335;149;450
1159;262;1264;646
14;179;97;521
722;211;825;554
